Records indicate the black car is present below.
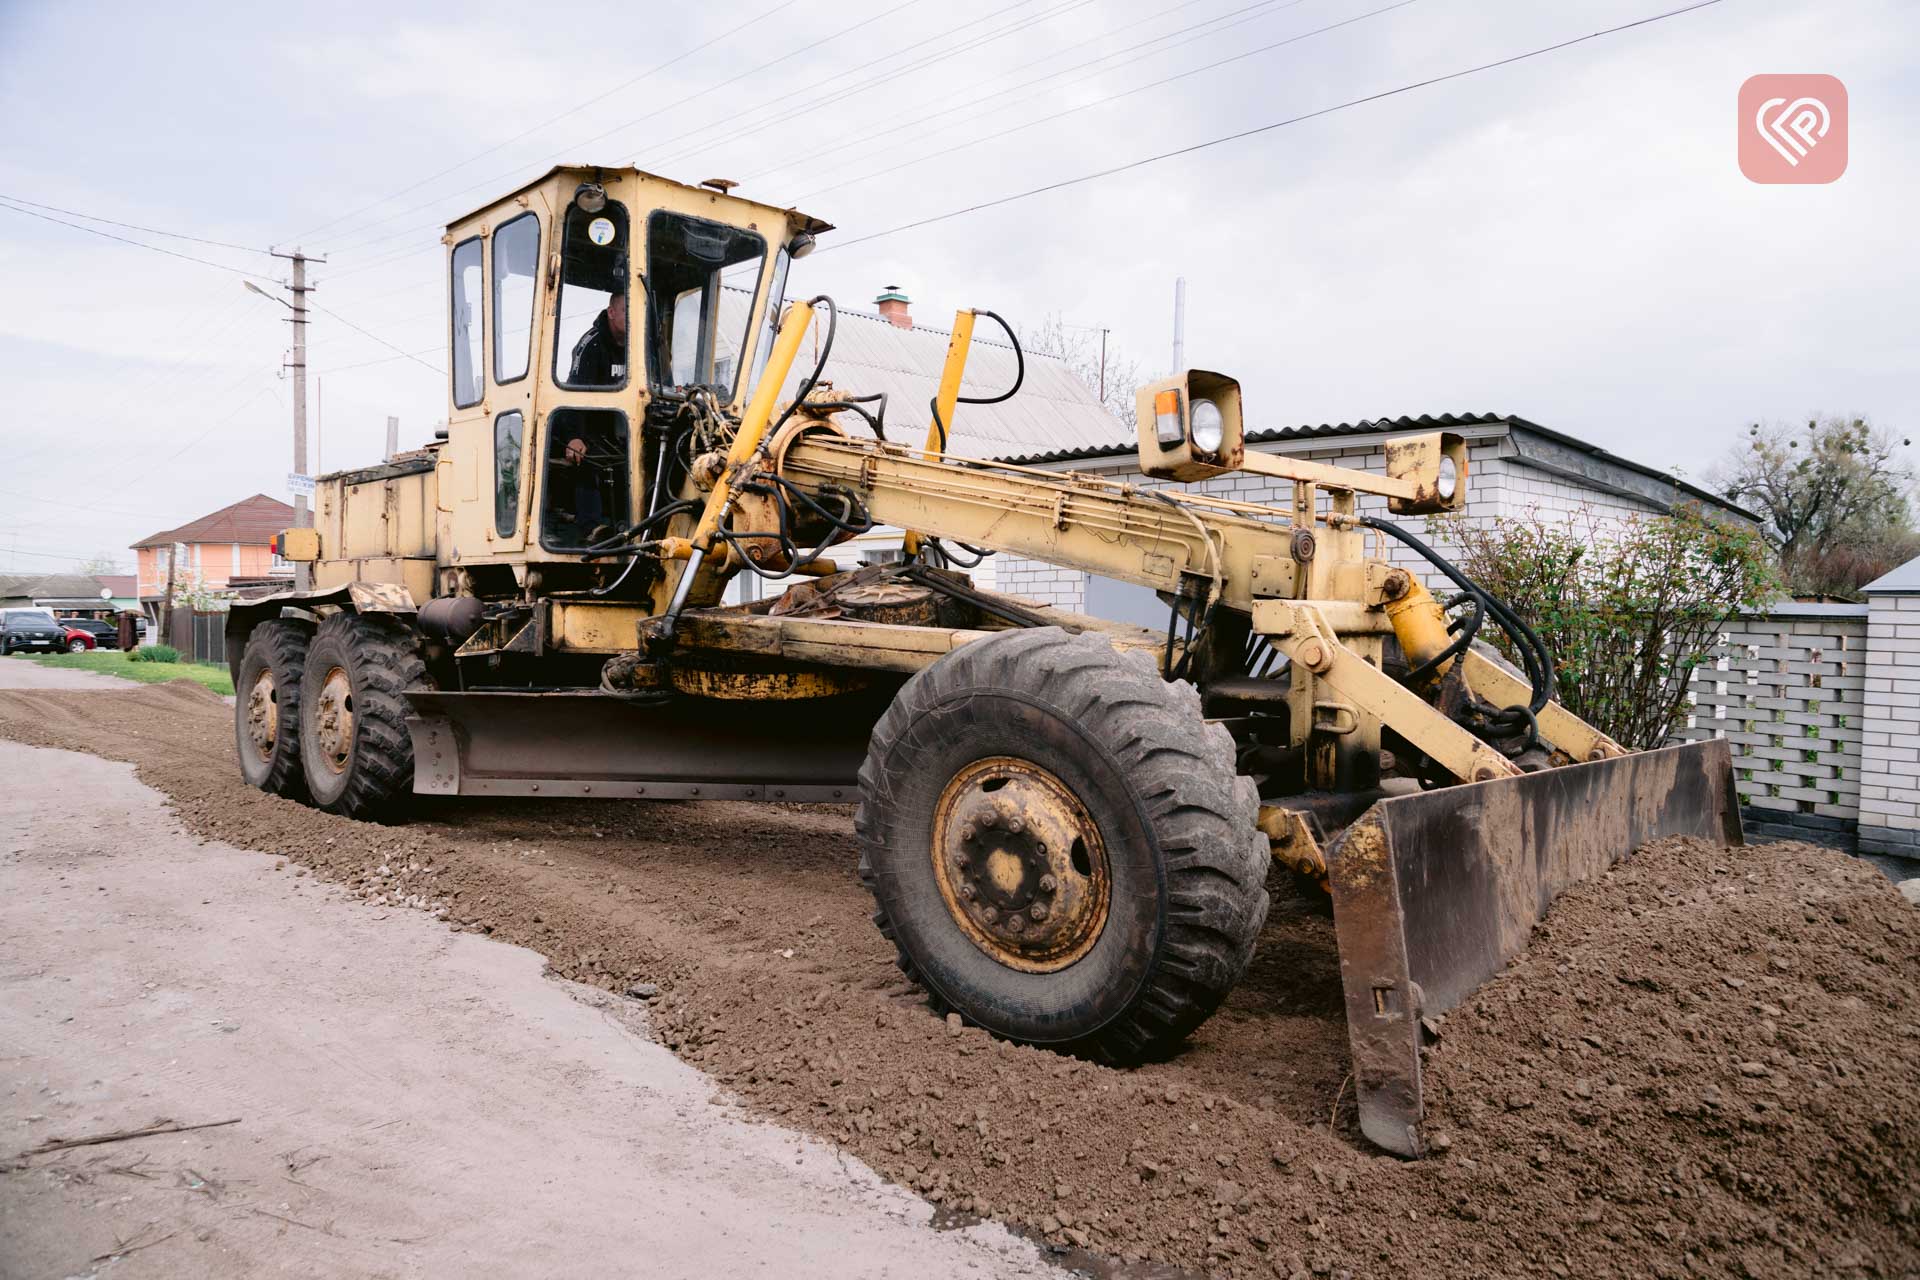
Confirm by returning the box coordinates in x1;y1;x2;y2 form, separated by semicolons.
60;616;120;650
0;608;66;655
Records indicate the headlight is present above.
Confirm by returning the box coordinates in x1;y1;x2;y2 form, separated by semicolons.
1190;398;1224;454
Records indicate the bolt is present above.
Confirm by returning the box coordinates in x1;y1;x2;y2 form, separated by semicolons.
952;853;970;872
961;823;976;843
960;884;977;901
1030;903;1049;922
1007;914;1025;932
1039;874;1057;893
1036;842;1047;855
982;906;1000;924
1382;569;1411;600
1007;817;1025;834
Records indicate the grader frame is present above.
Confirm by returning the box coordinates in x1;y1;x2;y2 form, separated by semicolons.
229;166;1739;1157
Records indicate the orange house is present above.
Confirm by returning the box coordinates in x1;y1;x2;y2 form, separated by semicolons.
131;494;295;621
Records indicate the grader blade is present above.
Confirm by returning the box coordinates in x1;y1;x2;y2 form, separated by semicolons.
1327;738;1742;1158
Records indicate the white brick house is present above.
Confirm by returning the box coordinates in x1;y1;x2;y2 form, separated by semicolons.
985;413;1756;621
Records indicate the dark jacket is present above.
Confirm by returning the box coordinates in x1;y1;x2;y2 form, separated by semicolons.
567;310;625;386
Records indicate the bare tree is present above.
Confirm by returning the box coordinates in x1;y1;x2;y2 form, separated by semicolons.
1017;313;1141;422
1712;415;1918;598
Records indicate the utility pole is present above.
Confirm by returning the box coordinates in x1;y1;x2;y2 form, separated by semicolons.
386;415;399;461
160;543;178;649
270;248;324;590
1171;277;1187;373
1098;328;1110;403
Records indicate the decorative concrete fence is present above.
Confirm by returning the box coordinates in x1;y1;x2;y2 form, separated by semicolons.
1680;562;1920;860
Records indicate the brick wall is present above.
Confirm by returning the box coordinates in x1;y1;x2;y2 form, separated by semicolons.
1858;590;1920;856
1679;605;1869;849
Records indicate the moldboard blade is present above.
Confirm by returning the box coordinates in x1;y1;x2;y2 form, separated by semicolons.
1327;738;1742;1157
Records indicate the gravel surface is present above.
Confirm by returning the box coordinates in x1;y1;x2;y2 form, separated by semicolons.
2;679;1915;1279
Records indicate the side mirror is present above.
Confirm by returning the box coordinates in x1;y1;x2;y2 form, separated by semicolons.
1383;432;1469;515
1135;370;1244;482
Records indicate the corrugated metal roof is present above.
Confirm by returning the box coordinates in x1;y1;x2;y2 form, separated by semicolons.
784;308;1129;461
999;413;1509;465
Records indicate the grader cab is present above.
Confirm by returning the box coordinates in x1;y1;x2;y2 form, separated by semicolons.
228;165;1739;1156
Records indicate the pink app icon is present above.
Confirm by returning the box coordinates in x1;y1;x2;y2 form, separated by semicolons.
1740;74;1847;184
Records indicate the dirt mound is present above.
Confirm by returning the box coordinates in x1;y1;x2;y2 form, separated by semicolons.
5;685;1916;1278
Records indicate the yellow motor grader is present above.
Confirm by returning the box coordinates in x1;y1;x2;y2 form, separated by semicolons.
228;165;1740;1156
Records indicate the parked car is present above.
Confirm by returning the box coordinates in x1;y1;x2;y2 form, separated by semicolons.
59;617;118;650
0;608;66;655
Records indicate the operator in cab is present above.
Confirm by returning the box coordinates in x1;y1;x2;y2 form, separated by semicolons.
567;282;627;385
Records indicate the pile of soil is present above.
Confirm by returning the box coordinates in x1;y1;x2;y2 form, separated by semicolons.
5;681;1916;1278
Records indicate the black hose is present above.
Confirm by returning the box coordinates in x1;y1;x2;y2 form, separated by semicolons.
1358;515;1556;718
927;308;1025;453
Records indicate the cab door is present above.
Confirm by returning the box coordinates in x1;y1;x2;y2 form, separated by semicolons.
482;208;544;555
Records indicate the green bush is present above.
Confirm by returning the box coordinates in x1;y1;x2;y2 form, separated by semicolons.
131;644;181;664
1433;506;1780;749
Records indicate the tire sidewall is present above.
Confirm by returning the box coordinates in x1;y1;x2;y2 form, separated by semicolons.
298;626;361;809
866;681;1170;1049
234;624;302;793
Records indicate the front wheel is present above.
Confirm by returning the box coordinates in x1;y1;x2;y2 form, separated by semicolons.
298;612;428;820
855;628;1270;1063
66;637;87;653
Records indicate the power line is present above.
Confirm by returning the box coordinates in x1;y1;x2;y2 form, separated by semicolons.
737;0;1274;184
309;303;445;375
0;192;274;255
795;0;1419;204
822;0;1730;253
288;0;805;243
640;0;1097;175
322;0;937;256
0;197;278;282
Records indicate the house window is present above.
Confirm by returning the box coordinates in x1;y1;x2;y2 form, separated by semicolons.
492;213;540;385
450;236;484;408
494;410;524;538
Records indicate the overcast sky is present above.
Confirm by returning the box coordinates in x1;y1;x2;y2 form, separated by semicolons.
1;0;1911;573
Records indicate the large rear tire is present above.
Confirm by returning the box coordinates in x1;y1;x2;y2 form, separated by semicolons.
298;612;428;820
235;621;310;799
856;628;1270;1063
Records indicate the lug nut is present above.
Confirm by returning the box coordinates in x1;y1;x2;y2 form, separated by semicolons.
1007;817;1025;834
1039;874;1057;893
960;884;977;901
1007;913;1024;932
1030;903;1049;922
952;854;970;872
961;823;976;842
982;906;1000;924
1036;842;1047;855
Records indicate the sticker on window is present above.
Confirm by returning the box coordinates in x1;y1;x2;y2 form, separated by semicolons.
587;217;617;246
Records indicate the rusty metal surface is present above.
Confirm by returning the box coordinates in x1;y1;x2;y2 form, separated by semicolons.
1326;738;1742;1158
404;687;888;797
930;756;1112;973
346;581;418;614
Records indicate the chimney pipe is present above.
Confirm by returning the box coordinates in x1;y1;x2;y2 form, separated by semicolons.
875;284;912;329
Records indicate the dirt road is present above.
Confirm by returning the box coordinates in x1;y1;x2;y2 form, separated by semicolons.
1;676;1915;1278
0;736;1054;1278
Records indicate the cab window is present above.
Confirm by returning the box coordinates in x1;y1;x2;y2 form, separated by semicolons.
491;213;540;385
540;407;631;552
493;410;524;537
553;203;628;390
644;212;766;398
450;236;484;408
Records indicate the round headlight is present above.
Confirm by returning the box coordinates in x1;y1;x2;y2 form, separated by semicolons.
1190;398;1225;454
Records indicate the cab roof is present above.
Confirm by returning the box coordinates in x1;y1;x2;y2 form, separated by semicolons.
444;164;833;237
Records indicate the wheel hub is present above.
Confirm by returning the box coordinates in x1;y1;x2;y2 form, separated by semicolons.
313;666;355;776
244;668;278;761
932;757;1110;973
